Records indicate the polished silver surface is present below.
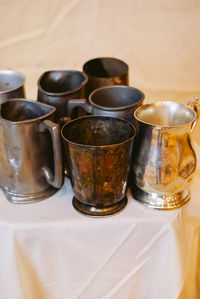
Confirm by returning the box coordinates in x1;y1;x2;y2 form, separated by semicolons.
131;100;199;209
67;85;145;125
0;70;25;103
37;70;88;121
0;98;64;203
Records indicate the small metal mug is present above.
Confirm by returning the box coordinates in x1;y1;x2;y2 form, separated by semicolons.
37;70;88;122
83;57;129;97
131;98;200;210
0;70;25;103
0;98;63;203
61;115;135;217
67;85;145;126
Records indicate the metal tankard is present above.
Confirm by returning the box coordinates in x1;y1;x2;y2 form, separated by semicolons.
0;98;63;203
131;98;200;210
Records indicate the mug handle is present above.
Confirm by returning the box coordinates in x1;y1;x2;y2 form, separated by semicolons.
67;98;92;116
58;117;72;177
39;119;64;188
187;97;200;132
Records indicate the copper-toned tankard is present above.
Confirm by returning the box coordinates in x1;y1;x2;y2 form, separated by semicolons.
61;115;135;217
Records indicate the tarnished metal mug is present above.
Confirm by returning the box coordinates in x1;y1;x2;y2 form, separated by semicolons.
0;70;25;103
83;57;129;97
131;98;200;210
0;98;63;203
67;85;145;126
61;115;135;217
37;70;88;122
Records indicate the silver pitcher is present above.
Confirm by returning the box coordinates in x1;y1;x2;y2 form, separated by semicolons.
0;98;63;203
131;98;199;210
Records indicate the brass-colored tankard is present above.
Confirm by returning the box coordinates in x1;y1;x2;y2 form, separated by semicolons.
131;98;199;210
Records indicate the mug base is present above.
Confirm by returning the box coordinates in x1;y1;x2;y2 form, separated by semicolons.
3;186;57;204
131;184;190;210
72;196;128;217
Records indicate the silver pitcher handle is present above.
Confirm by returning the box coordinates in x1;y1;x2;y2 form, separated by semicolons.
187;97;200;132
40;119;64;188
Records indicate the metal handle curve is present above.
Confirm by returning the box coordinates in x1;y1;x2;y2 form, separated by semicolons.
67;98;92;117
39;119;64;188
187;97;200;132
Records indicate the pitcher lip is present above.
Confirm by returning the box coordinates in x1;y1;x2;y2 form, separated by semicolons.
61;115;136;148
0;98;56;124
134;101;197;128
37;70;88;96
89;85;145;111
0;69;25;93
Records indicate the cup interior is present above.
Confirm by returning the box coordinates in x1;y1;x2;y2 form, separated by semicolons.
1;99;54;122
135;101;196;126
91;86;144;108
83;57;128;78
62;116;135;146
39;71;86;93
0;70;24;92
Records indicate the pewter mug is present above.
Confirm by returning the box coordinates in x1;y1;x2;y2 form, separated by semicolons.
0;99;63;203
83;57;129;98
67;85;145;125
61;116;135;217
37;70;88;122
0;70;25;103
131;99;199;210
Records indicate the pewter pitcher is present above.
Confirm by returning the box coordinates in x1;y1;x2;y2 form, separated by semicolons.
0;70;25;103
37;70;88;121
131;99;199;210
0;99;63;203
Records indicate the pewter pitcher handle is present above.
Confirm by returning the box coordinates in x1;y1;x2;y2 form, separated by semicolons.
187;97;200;132
39;119;64;188
58;117;72;177
67;98;92;117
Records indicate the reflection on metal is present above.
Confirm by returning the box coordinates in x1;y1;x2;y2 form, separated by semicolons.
131;100;199;210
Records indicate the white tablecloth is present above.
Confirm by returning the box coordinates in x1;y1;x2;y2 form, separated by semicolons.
0;144;200;299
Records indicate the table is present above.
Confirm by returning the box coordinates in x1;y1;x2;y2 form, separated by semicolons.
0;143;200;299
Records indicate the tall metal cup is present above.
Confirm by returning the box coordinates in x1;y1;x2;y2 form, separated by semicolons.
0;70;25;103
83;57;129;97
131;98;200;210
0;99;63;203
61;116;135;217
37;70;88;122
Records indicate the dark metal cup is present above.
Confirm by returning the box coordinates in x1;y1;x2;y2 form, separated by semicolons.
67;85;145;126
83;57;129;97
37;70;88;122
61;115;135;217
0;98;64;203
0;70;25;103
